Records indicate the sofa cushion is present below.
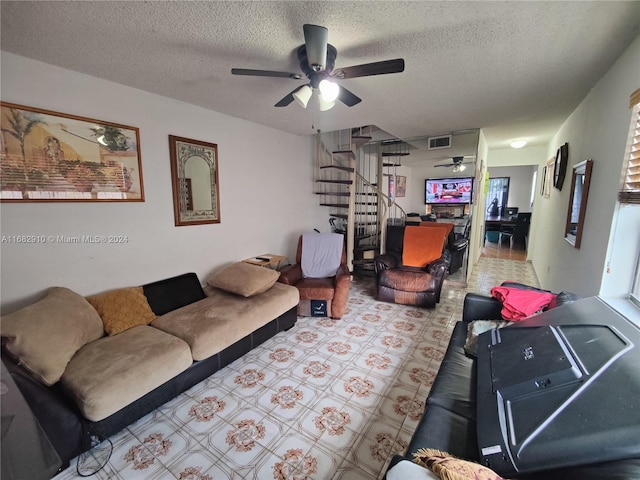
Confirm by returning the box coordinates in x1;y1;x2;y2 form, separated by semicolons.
426;323;477;419
379;268;437;293
406;404;479;461
61;325;192;421
153;282;299;361
0;287;104;386
413;448;505;480
207;262;280;297
86;286;156;335
143;272;205;316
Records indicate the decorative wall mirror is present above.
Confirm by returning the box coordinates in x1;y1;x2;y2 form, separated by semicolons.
169;135;221;226
565;159;593;248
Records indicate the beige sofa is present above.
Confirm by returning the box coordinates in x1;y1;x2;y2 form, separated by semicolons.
1;262;299;470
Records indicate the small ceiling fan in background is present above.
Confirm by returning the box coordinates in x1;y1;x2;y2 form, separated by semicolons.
231;24;405;111
434;156;476;172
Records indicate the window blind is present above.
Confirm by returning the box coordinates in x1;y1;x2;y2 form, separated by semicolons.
619;88;640;204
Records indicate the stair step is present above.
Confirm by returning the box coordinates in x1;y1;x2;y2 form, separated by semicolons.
316;180;353;185
351;135;372;150
352;258;376;265
354;246;379;253
320;203;349;208
315;191;350;196
320;165;355;173
382;152;410;157
330;213;348;219
355;202;377;205
383;163;401;167
332;150;355;160
356;192;378;196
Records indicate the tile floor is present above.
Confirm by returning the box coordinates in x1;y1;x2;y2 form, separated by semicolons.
57;257;538;480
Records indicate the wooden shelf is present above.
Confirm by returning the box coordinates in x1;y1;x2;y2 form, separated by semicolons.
332;150;355;160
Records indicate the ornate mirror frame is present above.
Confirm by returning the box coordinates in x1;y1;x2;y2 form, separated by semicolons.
169;135;221;226
564;159;593;248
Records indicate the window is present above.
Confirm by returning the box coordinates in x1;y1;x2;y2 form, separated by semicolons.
619;88;640;204
624;89;640;306
485;177;509;216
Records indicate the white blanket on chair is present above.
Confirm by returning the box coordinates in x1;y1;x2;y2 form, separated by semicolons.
301;233;343;278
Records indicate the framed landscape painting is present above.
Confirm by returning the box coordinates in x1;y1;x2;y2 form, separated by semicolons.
0;102;144;202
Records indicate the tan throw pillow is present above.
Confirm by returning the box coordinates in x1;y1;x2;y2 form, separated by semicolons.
0;287;105;386
413;448;505;480
86;286;156;336
207;262;280;297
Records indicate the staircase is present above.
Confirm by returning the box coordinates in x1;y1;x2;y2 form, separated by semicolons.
315;128;407;276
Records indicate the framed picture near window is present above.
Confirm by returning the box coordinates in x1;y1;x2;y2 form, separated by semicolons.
0;102;144;202
396;175;406;197
543;157;555;198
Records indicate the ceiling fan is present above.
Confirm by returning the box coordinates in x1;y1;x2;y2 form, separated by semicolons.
231;24;405;110
434;156;476;172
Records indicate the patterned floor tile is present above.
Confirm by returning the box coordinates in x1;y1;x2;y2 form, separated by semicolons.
58;257;537;480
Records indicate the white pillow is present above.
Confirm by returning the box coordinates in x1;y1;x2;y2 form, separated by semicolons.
386;459;439;480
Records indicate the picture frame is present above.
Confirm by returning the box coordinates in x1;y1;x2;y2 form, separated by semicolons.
169;135;221;226
553;142;569;190
540;166;547;196
0;102;144;202
543;157;555;198
396;175;406;197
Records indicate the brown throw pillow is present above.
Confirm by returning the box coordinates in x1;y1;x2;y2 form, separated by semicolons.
413;448;505;480
86;286;156;336
207;262;280;297
0;287;105;385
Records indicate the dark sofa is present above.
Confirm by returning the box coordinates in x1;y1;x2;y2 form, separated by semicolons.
386;287;640;479
1;272;298;472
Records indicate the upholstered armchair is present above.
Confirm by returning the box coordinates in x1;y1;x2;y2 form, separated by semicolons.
278;233;351;319
374;225;449;308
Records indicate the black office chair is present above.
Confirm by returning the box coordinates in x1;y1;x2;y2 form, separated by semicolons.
500;213;531;249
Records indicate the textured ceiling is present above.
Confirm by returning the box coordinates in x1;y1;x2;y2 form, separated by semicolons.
2;1;639;150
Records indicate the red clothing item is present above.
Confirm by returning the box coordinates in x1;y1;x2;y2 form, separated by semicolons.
490;286;556;320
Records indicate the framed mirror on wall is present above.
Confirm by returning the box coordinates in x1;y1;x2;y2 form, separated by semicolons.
169;135;221;226
565;159;593;248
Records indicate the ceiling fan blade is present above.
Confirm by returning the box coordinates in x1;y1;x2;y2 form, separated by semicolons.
332;58;405;79
303;24;328;72
232;68;302;79
337;85;362;107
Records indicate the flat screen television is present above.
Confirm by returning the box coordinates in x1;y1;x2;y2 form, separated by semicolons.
425;177;474;204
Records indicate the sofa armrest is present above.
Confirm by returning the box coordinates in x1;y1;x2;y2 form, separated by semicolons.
462;293;503;323
374;254;398;272
427;257;449;277
278;264;302;285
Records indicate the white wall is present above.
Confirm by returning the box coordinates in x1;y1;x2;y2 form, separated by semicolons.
528;34;640;297
0;53;326;313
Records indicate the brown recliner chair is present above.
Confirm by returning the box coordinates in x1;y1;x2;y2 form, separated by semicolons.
278;233;351;319
374;225;449;308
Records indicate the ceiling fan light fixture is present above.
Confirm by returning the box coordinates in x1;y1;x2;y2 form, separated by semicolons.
293;85;313;108
458;164;466;172
318;95;335;111
319;79;340;102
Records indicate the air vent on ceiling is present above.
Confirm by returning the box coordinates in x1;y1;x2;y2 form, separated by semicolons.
428;134;452;150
